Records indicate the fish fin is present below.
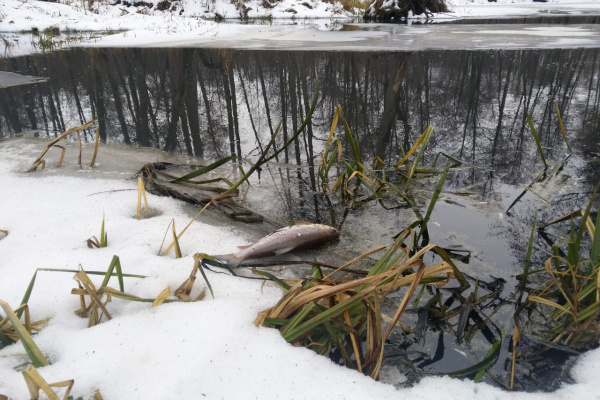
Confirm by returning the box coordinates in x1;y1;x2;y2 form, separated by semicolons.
237;244;253;250
293;220;313;226
274;247;295;256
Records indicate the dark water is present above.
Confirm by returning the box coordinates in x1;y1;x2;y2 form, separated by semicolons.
1;47;599;390
0;48;599;157
1;48;599;218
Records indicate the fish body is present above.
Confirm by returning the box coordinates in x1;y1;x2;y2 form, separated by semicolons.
219;223;339;268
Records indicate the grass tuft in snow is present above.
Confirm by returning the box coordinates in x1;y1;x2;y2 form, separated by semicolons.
256;226;469;380
70;256;206;326
86;215;108;249
34;34;57;51
136;177;151;220
28;120;98;172
172;220;183;259
175;254;214;300
22;365;74;400
0;300;49;367
0;33;12;50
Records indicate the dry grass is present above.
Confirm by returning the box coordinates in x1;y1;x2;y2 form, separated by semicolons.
335;0;371;13
137;177;151;220
0;300;50;367
86;216;107;249
522;188;600;349
28;120;98;172
72;256;207;327
22;366;73;400
256;227;468;379
364;0;448;19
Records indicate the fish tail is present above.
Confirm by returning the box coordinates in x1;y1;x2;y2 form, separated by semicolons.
215;254;243;269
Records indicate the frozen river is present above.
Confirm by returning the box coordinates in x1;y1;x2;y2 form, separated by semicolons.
80;16;600;51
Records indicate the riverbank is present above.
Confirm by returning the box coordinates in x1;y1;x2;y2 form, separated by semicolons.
1;0;599;36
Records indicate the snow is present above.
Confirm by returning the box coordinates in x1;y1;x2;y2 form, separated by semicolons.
1;0;600;398
1;137;600;400
447;0;600;19
1;0;600;51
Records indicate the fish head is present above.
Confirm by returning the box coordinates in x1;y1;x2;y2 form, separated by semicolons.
315;224;340;241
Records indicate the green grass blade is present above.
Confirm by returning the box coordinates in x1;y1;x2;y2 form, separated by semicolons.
338;105;362;171
367;247;406;279
410;126;433;178
282;292;369;342
591;207;600;268
99;287;201;304
446;308;501;378
0;324;12;345
171;155;237;183
416;165;450;244
393;125;433;170
0;300;49;367
311;266;324;280
264;318;290;328
173;224;182;259
525;110;547;168
432;152;463;169
100;215;107;248
555;104;572;153
576;301;600;323
36;267;145;279
473;339;501;382
101;255;125;292
574;182;599;262
281;302;318;338
17;270;38;319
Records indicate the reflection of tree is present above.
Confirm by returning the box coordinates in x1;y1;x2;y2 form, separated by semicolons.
130;49;152;147
104;51;131;144
0;48;599;182
374;55;407;159
490;156;599;281
90;50;107;142
491;52;513;164
164;50;187;152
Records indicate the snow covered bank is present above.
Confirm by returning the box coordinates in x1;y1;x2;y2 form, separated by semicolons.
1;0;600;39
1;138;600;399
0;0;353;35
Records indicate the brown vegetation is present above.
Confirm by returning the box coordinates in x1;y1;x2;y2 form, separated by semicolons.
363;0;448;20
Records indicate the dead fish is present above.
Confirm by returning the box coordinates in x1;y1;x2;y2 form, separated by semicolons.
217;223;340;269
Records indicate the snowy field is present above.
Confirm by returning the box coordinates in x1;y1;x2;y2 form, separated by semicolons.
2;0;600;399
